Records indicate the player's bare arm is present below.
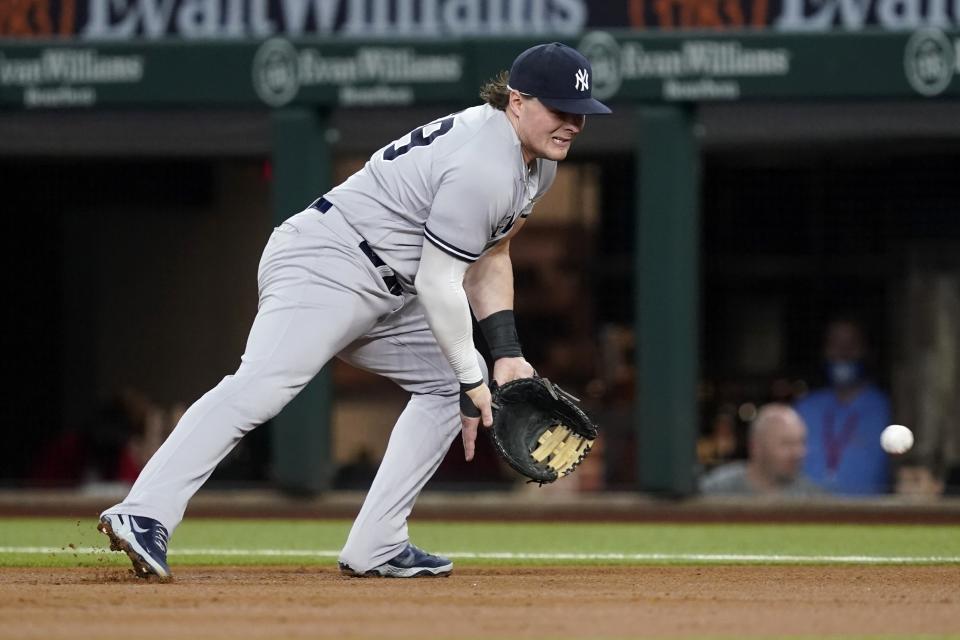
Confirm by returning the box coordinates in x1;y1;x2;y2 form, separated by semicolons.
464;218;524;315
464;224;536;386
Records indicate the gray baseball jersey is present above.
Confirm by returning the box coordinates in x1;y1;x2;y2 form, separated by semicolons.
101;103;556;576
326;103;557;287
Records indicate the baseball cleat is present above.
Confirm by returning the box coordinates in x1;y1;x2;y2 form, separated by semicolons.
97;514;172;579
339;543;453;578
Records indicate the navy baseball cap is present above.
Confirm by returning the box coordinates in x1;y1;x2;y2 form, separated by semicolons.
509;42;612;115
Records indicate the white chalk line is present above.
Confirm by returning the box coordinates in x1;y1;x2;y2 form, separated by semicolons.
1;546;959;564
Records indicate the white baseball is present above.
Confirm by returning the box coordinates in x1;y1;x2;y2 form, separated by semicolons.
880;424;914;454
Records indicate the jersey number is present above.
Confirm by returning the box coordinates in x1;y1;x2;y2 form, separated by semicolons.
382;117;454;161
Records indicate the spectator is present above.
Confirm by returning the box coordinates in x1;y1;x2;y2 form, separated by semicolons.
700;403;822;496
697;407;740;467
794;317;891;494
29;388;178;488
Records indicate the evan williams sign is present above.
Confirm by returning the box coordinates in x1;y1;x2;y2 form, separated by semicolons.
252;39;464;107
3;0;960;39
0;48;145;107
580;31;791;101
0;0;588;38
623;0;960;30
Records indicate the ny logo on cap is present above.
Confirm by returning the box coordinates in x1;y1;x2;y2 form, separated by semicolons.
575;68;589;92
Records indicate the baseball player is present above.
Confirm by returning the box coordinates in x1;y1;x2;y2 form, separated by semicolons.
97;42;611;579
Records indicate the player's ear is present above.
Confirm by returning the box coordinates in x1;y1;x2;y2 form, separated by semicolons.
508;90;523;119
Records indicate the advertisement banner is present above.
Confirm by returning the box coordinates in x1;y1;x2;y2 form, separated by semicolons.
3;0;960;41
1;31;958;109
575;28;960;102
0;39;470;108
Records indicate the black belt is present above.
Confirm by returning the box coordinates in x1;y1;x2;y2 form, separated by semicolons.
359;241;403;296
310;196;402;296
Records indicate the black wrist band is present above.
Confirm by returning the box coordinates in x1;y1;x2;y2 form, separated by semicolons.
478;309;523;360
459;380;483;418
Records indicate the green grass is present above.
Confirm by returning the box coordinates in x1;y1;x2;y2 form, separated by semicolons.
1;518;959;569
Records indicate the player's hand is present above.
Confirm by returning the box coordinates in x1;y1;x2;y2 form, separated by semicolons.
493;356;536;386
460;383;493;462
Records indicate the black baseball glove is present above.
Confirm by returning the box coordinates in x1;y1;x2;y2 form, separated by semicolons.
489;377;599;485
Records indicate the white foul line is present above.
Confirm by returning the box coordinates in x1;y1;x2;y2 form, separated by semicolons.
1;547;959;564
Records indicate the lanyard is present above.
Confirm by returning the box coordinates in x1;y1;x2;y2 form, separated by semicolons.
823;406;859;474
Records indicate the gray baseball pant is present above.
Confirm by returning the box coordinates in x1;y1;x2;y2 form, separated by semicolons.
102;204;486;572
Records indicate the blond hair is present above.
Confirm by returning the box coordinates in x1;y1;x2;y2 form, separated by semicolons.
479;71;511;111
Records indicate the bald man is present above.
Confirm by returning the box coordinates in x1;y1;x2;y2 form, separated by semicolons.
699;404;823;496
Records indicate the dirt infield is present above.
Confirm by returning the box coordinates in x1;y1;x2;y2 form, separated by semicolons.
2;565;959;639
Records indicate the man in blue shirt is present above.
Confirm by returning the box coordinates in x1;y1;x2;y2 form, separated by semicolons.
794;317;892;494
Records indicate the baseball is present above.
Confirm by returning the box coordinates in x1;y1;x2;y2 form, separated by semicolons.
880;424;914;454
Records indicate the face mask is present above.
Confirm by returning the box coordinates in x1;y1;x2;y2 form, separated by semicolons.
825;359;864;388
